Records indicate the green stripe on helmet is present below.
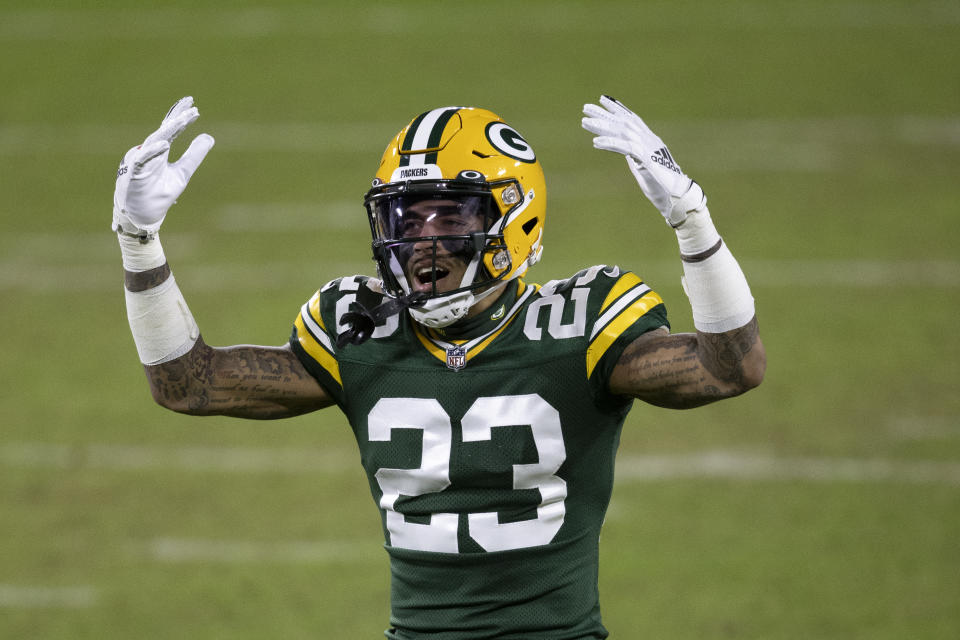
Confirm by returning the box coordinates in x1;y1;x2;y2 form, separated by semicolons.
423;108;460;164
398;110;431;167
399;107;461;168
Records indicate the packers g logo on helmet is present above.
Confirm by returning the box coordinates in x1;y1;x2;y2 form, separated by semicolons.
363;107;547;328
484;122;537;163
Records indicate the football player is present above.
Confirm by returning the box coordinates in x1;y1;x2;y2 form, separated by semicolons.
113;96;765;638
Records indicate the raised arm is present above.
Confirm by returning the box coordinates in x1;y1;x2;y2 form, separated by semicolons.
609;319;764;408
126;266;333;418
113;98;333;419
583;96;765;408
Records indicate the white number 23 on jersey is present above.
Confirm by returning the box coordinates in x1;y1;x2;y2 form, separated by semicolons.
367;394;567;553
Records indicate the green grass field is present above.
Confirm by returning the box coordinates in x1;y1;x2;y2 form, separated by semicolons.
2;1;958;637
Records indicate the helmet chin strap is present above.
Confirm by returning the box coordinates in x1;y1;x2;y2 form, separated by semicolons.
408;280;505;328
336;290;427;347
336;250;474;345
339;273;506;346
408;290;475;328
340;235;502;343
407;241;493;328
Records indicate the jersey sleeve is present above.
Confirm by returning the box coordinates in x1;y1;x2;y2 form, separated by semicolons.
289;280;345;406
583;266;669;403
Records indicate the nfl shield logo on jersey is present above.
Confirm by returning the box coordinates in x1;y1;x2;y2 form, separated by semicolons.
445;346;467;371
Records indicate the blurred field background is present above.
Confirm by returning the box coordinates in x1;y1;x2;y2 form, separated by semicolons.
2;1;958;638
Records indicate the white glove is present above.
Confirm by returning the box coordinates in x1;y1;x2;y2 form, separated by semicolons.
113;96;215;239
582;95;704;228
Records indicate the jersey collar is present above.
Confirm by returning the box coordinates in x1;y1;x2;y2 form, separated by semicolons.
412;280;537;368
435;280;519;340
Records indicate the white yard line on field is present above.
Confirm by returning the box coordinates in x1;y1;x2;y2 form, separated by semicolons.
4;442;959;486
1;3;957;42
2;257;958;292
216;201;367;231
742;259;960;288
1;116;957;161
0;122;394;155
0;259;369;293
0;584;98;609
615;451;960;485
887;415;960;441
0;231;958;291
0;442;356;474
148;538;377;564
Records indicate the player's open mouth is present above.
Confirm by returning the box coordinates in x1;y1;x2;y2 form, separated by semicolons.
412;265;454;293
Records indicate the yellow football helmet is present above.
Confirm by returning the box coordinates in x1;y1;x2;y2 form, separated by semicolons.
363;106;547;328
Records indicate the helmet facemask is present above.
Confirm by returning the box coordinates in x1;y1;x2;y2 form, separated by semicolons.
365;180;518;328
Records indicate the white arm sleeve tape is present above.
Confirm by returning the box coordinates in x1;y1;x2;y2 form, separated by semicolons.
681;242;755;333
125;275;200;365
117;231;166;272
118;232;199;364
674;206;755;333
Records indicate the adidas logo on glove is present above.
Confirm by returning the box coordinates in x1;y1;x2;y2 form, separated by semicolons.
651;147;682;175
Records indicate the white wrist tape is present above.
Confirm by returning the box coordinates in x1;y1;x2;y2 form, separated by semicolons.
125;275;200;365
674;205;720;255
675;206;755;333
118;232;199;364
117;232;166;272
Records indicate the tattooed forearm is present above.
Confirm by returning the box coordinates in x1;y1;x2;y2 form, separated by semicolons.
611;317;765;408
613;333;718;408
144;337;333;419
618;334;700;390
124;264;171;292
144;342;213;413
696;316;761;387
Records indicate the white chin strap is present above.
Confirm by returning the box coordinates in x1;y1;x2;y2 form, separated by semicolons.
408;283;507;328
408;289;476;328
406;249;484;328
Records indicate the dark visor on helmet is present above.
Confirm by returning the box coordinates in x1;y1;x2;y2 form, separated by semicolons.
367;193;493;242
364;190;505;299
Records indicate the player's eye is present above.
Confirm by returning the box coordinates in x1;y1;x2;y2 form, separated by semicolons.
438;217;468;231
401;219;423;237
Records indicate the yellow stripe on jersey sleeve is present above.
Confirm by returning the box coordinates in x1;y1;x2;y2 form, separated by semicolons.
600;272;643;313
308;292;324;329
586;290;664;379
294;313;342;386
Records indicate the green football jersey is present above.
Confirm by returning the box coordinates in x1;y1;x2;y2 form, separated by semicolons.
289;265;669;639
